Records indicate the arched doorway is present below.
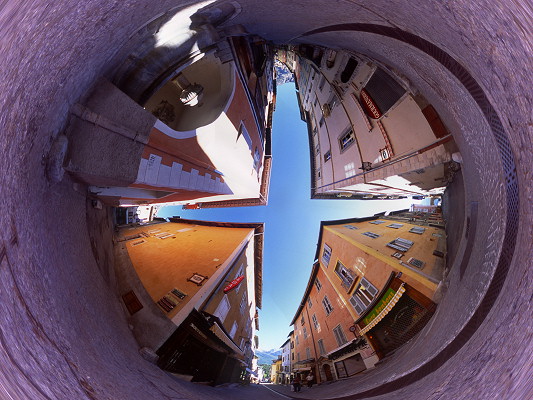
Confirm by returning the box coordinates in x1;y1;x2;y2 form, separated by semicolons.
323;364;334;382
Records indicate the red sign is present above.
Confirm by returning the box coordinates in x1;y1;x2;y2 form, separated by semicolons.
360;89;382;119
223;276;245;293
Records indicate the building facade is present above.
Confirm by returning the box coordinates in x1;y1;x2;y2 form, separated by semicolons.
115;218;263;385
66;24;275;208
289;45;459;200
280;337;291;384
290;211;446;381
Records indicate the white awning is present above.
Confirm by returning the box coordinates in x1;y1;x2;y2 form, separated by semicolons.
326;339;357;357
359;284;406;335
210;322;244;356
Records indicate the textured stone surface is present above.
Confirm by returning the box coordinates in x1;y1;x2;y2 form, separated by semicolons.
0;1;531;400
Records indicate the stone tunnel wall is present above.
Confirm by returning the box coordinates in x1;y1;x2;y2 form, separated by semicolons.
0;1;531;399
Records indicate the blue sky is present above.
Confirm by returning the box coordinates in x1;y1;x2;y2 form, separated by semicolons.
158;83;421;351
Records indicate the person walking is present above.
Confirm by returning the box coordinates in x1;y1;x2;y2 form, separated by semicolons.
306;373;314;388
292;376;301;392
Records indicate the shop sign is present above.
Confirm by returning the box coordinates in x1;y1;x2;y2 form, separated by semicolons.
223;276;245;293
360;89;382;119
362;288;396;325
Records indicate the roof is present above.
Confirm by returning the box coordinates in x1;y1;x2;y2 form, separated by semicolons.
169;218;264;309
313;216;379;261
279;337;291;348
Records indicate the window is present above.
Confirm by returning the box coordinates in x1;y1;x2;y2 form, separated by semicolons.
238;122;253;150
328;94;339;109
303;327;308;339
322;244;332;266
230;321;238;338
317;168;321;179
308;297;313;308
253;148;261;171
315;143;320;155
386;237;414;252
306;347;311;359
408;257;425;269
301;316;305;326
386;223;404;229
349;277;379;314
318;339;326;355
214;295;231;322
324;150;331;162
235;265;245;280
362;232;380;239
314;96;319;106
344;162;356;178
335;260;356;291
369;220;385;224
240;338;245;350
319;116;325;127
339;129;355;151
409;226;426;234
344;225;358;230
315;278;322;291
322;296;333;315
297;353;301;362
340;57;359;83
363;68;406;115
296;335;299;345
379;148;391;161
319;76;326;91
333;325;348;346
240;292;248;313
312;314;320;330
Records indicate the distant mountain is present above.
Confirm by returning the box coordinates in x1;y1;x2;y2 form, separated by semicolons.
255;348;281;365
274;60;294;86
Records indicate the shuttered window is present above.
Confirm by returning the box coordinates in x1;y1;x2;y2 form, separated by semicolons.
349;278;379;315
333;325;348;346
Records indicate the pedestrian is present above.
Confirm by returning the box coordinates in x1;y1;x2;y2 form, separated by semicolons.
306;373;314;388
292;376;301;392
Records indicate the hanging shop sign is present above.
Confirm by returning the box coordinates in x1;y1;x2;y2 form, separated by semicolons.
362;288;396;325
360;89;383;119
223;276;245;293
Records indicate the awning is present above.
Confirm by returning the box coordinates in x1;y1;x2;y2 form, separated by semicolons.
359;284;406;335
293;367;311;372
210;322;244;356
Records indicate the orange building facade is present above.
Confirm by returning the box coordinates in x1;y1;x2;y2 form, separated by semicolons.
115;218;263;385
290;212;445;382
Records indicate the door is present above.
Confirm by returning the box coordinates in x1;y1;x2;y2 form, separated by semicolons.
323;364;334;381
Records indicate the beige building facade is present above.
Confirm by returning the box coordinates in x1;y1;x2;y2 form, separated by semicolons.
289;45;459;200
66;24;275;208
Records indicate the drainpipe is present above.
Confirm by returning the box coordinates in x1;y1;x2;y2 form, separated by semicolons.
304;305;321;384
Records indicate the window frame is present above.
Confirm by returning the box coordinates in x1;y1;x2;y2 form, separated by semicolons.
318;339;326;355
333;325;348;347
334;260;357;292
338;128;355;152
322;295;334;315
312;313;320;330
214;294;231;323
362;231;380;239
322;244;332;266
